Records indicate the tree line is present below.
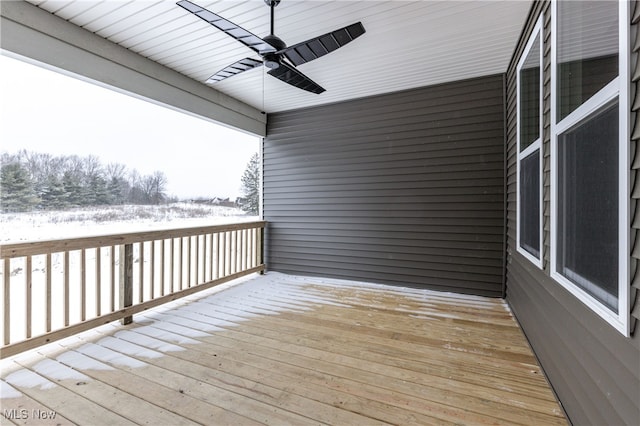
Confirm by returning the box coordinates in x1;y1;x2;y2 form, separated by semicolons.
1;150;170;212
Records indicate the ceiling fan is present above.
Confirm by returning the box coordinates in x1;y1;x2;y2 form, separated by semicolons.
177;0;365;94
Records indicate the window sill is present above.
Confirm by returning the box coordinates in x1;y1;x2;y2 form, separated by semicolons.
517;246;543;269
550;270;629;336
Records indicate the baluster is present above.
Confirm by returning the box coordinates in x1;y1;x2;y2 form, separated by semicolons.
4;258;10;345
231;231;235;274
239;230;244;272
178;237;183;291
160;239;165;297
215;233;221;279
208;233;214;281
221;232;227;277
194;235;199;285
248;229;253;268
186;236;191;288
81;249;86;322
252;228;257;268
201;235;206;284
138;242;144;303
232;230;236;274
110;245;116;313
64;251;69;327
46;253;52;332
26;256;32;339
150;240;155;300
170;238;175;293
234;231;237;273
244;229;249;270
96;247;101;317
235;230;240;273
253;228;260;266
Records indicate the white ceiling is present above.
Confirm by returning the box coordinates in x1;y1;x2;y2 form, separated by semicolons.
25;0;532;113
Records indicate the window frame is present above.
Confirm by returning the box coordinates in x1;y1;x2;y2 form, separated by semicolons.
516;17;544;268
550;0;630;336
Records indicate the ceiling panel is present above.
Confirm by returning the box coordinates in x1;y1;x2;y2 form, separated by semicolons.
27;0;532;113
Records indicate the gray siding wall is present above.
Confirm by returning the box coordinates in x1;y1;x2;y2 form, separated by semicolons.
264;75;505;297
505;1;640;424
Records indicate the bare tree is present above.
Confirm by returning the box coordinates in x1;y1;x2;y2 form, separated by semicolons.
82;155;103;180
105;163;127;181
140;171;168;205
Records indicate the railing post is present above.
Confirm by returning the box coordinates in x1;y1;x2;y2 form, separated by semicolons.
259;225;265;274
119;243;133;325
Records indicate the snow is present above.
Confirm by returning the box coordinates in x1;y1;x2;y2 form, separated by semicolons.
1;203;255;243
56;351;115;372
134;320;212;340
0;380;22;399
75;343;148;369
32;359;90;382
96;336;164;360
4;368;57;390
112;330;185;353
128;325;201;345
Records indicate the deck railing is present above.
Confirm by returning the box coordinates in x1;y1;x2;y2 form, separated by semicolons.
0;221;266;359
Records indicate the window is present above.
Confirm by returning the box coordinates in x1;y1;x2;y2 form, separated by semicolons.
517;19;543;267
556;1;619;122
551;0;629;334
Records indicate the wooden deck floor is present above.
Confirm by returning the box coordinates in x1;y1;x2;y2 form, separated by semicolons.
1;273;566;425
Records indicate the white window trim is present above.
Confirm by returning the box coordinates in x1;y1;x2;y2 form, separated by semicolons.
516;17;544;269
550;0;630;336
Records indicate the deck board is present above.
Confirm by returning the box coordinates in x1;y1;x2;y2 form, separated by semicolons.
1;272;567;425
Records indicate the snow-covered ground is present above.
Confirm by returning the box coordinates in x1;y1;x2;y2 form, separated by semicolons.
1;203;256;243
1;204;259;345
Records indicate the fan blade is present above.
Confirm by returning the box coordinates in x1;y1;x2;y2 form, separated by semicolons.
207;58;263;84
268;61;325;94
277;22;365;67
177;0;276;54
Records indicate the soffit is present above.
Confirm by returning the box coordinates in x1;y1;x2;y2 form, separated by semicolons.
25;0;532;113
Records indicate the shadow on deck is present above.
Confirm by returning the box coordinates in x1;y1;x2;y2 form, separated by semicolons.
1;272;566;425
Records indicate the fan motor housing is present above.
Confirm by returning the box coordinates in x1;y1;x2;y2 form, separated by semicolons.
262;34;286;69
263;34;286;51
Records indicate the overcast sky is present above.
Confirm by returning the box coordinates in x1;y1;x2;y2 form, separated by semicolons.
0;53;259;199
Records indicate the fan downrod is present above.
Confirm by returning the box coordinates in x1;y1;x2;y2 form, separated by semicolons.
264;0;283;68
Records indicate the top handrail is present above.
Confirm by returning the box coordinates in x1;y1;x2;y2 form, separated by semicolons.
0;220;266;259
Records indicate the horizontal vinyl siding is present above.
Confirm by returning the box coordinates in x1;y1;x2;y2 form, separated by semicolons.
505;1;640;424
631;1;640;331
264;74;505;296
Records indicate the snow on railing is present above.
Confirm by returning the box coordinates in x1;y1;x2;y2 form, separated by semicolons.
0;221;265;358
